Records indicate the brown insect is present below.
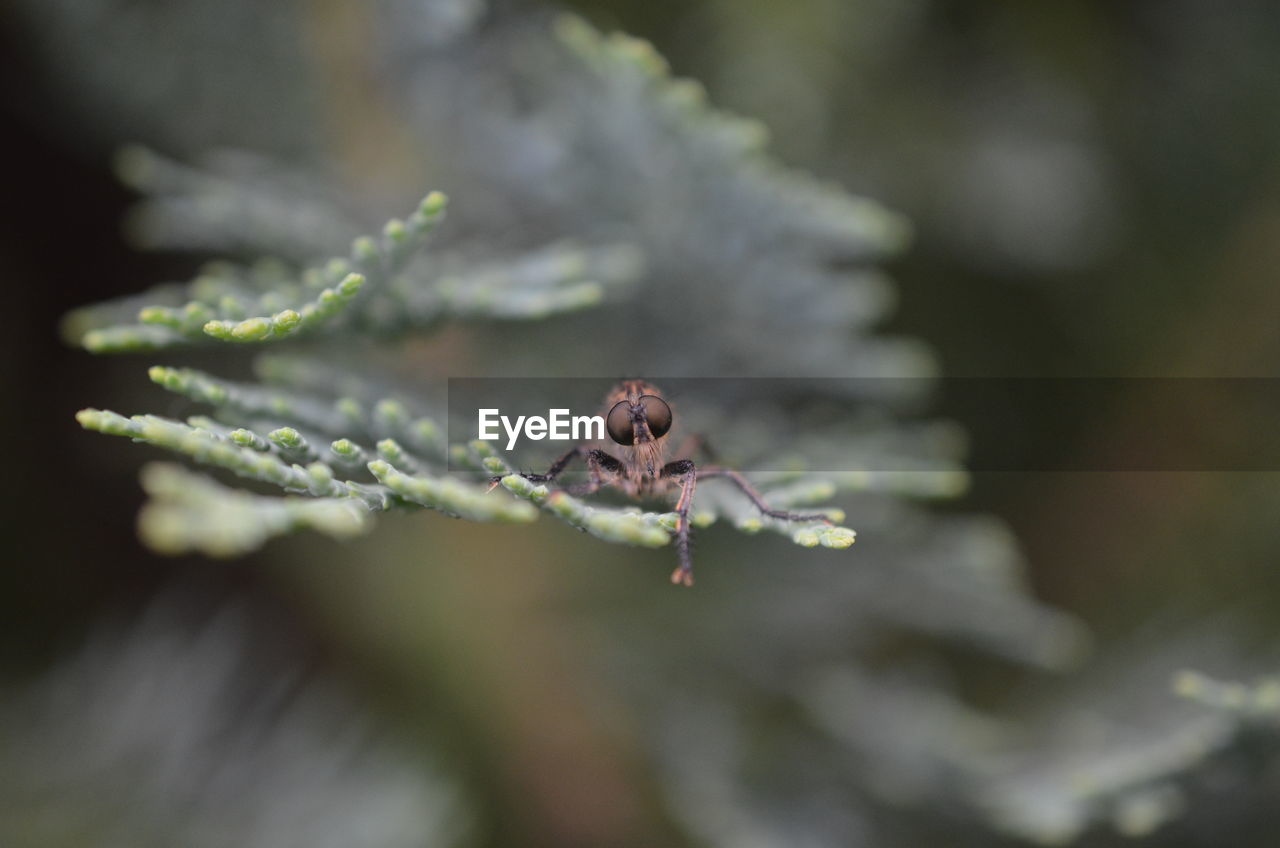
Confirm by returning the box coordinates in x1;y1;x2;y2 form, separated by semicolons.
497;380;833;586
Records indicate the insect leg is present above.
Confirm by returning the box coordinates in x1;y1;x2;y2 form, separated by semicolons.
661;459;698;586
697;468;833;524
563;450;623;496
489;444;623;494
523;445;588;484
488;444;585;490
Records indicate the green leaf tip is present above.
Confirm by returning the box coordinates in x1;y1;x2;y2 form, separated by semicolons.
148;365;229;404
802;525;855;549
268;427;304;449
229;428;269;450
467;439;496;459
543;491;671;548
138;305;179;327
691;511;717;528
421;191;447;216
76;408;111;432
351;235;378;263
82;325;181;353
383;218;408;243
272;309;301;333
500;473;549;503
338;273;365;296
232;317;272;341
375;398;408;416
368;460;539;523
137;462;372;557
196;272;364;344
375;439;415;467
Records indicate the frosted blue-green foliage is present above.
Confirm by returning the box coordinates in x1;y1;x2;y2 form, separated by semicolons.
0;598;468;847
973;627;1280;844
378;12;926;385
63;10;1072;847
66;18;891;562
63;166;638;352
76;358;857;556
53;3;1248;846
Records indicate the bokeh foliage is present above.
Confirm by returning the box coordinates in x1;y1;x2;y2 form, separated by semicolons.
6;1;1280;847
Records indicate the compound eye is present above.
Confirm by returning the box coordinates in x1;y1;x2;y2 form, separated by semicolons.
606;400;634;445
640;395;672;438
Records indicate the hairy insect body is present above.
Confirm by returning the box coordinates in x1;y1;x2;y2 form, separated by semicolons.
501;380;832;586
602;379;671;496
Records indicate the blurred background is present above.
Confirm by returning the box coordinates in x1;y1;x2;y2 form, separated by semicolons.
4;1;1280;846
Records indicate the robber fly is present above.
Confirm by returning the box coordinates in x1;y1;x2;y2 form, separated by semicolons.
495;380;833;586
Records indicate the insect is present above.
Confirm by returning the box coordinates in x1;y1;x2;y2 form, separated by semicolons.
494;380;834;586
